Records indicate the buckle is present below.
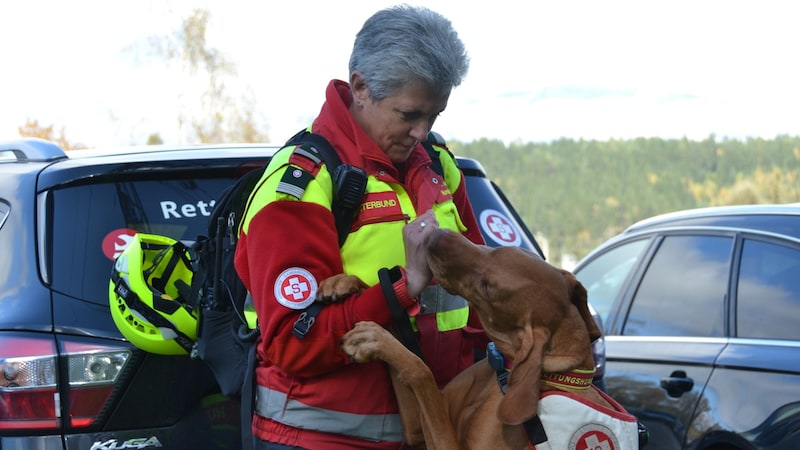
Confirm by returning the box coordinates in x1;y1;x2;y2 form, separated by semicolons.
292;303;324;339
292;311;315;339
487;342;505;372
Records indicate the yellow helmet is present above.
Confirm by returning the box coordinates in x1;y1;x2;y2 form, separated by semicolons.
109;233;198;355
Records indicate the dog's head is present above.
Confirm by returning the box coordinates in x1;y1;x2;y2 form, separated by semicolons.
426;228;600;425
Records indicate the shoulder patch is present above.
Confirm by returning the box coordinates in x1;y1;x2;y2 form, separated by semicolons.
274;267;318;309
289;144;325;174
276;166;313;199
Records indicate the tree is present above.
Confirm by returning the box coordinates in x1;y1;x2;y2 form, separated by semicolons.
18;119;87;150
689;166;800;206
152;8;268;144
146;133;164;145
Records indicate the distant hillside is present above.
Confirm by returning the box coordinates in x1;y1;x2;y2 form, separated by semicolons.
451;135;800;266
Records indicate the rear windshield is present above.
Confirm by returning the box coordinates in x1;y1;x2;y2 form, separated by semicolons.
49;177;237;305
47;167;543;305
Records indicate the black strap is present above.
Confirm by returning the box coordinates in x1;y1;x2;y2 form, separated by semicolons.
285;129;344;169
284;130;367;247
292;303;325;339
283;130;368;338
379;267;424;359
111;271;195;354
423;131;449;178
523;416;549;447
487;342;549;447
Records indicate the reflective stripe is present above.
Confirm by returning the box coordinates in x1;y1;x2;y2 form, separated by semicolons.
412;285;470;332
420;285;468;313
254;385;404;442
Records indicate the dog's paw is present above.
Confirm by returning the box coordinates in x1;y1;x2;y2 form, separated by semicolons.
317;274;367;304
342;321;392;362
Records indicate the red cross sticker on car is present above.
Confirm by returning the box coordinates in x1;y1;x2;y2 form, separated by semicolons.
479;209;521;246
274;267;318;309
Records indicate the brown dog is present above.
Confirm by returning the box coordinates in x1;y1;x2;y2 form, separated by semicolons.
316;273;367;304
341;228;640;449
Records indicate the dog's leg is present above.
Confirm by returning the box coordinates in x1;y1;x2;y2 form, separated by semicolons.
388;366;425;446
343;321;459;450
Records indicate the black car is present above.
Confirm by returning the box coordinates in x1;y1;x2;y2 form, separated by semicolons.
573;204;800;450
0;137;548;450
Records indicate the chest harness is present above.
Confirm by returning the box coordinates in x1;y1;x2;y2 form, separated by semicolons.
487;342;595;450
487;342;648;449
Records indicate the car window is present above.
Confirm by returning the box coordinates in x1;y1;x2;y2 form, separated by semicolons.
737;239;800;340
576;239;649;326
623;235;732;337
49;178;234;305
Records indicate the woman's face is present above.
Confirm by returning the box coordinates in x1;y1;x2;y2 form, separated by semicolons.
351;73;450;164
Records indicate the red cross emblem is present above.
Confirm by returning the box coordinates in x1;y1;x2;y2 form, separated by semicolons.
570;424;621;450
480;209;520;246
274;268;317;309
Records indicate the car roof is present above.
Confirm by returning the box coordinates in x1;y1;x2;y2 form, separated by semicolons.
3;139;482;168
623;203;800;239
3;138;487;194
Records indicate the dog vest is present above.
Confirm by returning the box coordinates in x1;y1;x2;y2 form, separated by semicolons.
535;390;639;450
487;342;639;450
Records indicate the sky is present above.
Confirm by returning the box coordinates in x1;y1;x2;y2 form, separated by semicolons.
2;0;798;147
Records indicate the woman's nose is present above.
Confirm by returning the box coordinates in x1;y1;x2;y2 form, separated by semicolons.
410;123;429;142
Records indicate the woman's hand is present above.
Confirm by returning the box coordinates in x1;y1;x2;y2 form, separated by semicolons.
403;209;437;299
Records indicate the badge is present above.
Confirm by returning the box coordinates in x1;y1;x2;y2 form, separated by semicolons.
479;209;521;246
570;423;621;450
274;267;318;309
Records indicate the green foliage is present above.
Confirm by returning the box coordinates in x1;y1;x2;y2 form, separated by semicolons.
452;135;800;265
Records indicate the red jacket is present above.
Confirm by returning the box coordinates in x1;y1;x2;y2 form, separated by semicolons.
235;79;485;449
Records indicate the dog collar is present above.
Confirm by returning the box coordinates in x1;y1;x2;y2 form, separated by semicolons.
488;342;596;392
541;368;596;391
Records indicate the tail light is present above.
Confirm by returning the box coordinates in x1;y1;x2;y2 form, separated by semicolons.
0;332;131;431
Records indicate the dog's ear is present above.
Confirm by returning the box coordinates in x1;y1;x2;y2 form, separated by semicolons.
561;270;601;342
496;326;548;425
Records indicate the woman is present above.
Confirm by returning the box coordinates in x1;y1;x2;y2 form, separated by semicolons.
235;5;485;449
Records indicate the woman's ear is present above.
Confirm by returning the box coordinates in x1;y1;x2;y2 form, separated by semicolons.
350;71;370;105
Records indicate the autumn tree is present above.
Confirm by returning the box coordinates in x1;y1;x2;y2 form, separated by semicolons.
151;8;268;144
18;119;87;150
688;165;800;206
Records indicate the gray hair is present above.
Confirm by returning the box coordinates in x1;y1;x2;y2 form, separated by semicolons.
349;5;469;101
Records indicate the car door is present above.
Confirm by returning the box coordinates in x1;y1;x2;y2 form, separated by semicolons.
580;233;734;450
699;236;800;449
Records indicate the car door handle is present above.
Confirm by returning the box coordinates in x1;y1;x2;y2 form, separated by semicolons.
660;370;694;398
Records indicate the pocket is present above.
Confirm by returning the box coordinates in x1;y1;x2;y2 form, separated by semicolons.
433;200;466;234
196;309;252;398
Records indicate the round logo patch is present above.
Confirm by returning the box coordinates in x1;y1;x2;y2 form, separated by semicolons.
479;209;521;246
274;268;317;309
102;228;139;261
570;423;620;450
